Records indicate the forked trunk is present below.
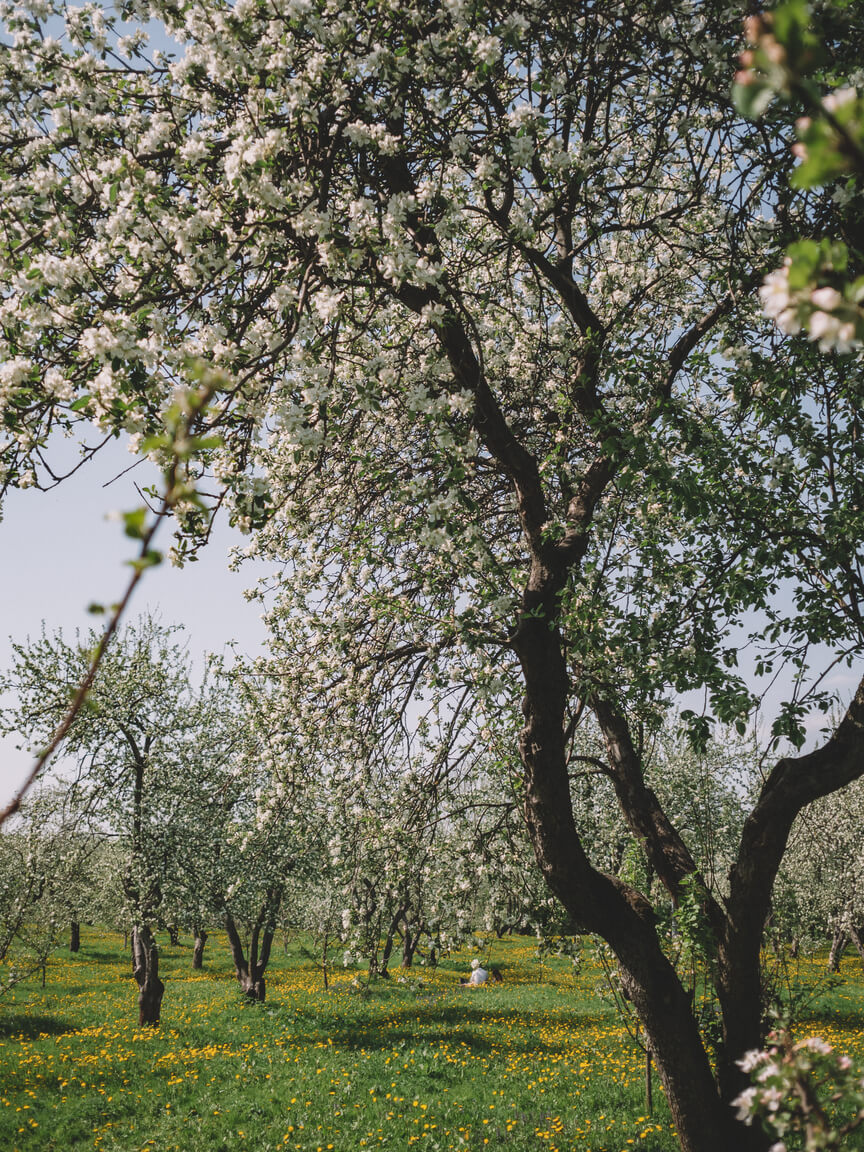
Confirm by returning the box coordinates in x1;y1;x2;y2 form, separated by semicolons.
828;929;848;972
380;907;407;978
514;610;743;1152
192;926;208;969
522;792;739;1148
402;922;420;968
131;924;165;1027
224;889;282;1003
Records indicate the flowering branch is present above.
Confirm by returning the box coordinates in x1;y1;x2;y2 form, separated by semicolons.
0;364;227;828
734;1030;864;1151
733;3;864;354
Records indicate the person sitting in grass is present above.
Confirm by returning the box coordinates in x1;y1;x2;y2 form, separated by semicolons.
467;958;488;986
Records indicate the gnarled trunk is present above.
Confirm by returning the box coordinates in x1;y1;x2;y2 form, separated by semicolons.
828;929;848;972
514;593;743;1152
224;888;282;1002
192;926;208;969
131;924;165;1026
192;925;207;969
402;920;420;968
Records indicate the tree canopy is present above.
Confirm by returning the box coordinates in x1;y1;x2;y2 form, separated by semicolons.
2;1;864;1149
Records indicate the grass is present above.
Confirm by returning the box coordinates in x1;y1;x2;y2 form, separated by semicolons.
1;930;863;1152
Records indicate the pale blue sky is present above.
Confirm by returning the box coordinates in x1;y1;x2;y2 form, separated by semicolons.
1;433;858;810
0;435;269;807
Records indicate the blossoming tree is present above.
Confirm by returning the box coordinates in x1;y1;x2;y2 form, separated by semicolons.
2;1;864;1147
0;619;204;1024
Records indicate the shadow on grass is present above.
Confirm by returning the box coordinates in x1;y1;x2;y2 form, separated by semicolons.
58;946;128;965
282;996;613;1059
0;1013;72;1040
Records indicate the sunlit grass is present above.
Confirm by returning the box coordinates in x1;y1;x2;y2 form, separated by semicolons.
1;930;862;1151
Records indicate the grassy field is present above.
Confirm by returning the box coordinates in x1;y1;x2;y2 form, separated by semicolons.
2;931;864;1152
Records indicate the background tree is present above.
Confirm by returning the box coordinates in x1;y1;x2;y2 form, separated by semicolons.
0;618;199;1024
0;788;95;995
775;775;864;969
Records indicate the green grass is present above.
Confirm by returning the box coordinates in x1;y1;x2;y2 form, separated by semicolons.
1;931;863;1152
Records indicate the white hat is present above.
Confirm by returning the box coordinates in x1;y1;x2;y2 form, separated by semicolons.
471;958;480;969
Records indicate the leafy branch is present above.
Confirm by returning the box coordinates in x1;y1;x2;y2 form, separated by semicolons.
0;363;228;828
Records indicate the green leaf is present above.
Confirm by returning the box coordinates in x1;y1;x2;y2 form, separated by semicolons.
128;549;162;572
122;507;148;539
139;433;170;453
791;142;851;188
732;80;775;119
772;0;823;69
189;434;223;451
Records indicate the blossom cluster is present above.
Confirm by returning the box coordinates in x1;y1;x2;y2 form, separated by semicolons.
761;259;863;354
734;1031;864;1151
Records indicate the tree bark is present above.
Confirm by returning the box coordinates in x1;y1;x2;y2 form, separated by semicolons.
379;908;403;978
849;923;864;965
131;925;164;1026
402;923;415;968
828;930;848;972
123;729;164;1026
192;925;207;969
513;606;741;1152
70;921;80;953
402;920;421;968
224;888;282;1002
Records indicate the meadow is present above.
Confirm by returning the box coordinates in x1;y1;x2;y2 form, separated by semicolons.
2;931;864;1152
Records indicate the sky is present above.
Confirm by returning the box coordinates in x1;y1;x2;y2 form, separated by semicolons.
0;433;270;808
1;431;858;812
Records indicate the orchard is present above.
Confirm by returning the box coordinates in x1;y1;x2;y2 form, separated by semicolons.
1;1;864;1150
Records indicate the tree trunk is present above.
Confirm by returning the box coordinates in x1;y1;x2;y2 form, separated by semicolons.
131;925;165;1027
402;922;420;968
224;889;282;1002
513;601;744;1152
828;929;848;972
225;913;266;1000
848;923;864;965
192;925;207;969
167;924;180;947
523;790;738;1148
380;907;407;978
70;921;80;953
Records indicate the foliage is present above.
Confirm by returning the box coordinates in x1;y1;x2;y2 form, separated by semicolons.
734;1;864;351
3;0;864;1144
734;1030;864;1151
